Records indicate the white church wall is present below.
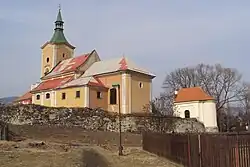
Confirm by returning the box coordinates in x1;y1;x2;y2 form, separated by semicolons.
174;101;199;119
202;101;217;128
174;100;218;132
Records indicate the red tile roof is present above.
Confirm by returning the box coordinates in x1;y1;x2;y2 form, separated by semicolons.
32;76;73;92
44;53;90;78
88;77;107;88
16;91;32;102
174;87;214;103
58;76;108;89
53;54;89;73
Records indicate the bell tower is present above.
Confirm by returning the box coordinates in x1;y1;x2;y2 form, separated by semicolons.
40;7;75;78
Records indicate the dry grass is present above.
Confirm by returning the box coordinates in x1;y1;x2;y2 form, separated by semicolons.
0;140;180;167
96;146;182;167
1;125;181;167
0;140;85;167
9;125;142;147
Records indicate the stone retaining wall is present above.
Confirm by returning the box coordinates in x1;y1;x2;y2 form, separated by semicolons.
0;104;206;133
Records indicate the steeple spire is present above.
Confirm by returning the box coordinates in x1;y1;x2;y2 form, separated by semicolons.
50;6;69;44
56;5;63;25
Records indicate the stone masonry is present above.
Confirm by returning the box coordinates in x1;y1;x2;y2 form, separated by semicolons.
0;104;206;133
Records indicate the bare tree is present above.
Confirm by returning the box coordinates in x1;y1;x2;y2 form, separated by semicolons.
237;83;250;128
238;83;250;113
162;63;246;130
143;94;175;116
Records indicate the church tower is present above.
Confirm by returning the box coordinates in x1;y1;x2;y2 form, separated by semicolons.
40;8;75;78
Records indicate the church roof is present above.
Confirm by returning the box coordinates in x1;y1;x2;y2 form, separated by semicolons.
15;91;32;102
50;30;68;44
83;57;155;77
56;9;63;22
41;9;75;49
174;87;214;103
31;76;73;92
50;9;68;44
58;76;107;89
43;52;90;78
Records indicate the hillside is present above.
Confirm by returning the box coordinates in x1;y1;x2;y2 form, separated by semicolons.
0;96;18;104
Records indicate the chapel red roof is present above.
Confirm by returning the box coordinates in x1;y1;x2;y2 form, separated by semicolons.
174;87;214;103
32;76;73;92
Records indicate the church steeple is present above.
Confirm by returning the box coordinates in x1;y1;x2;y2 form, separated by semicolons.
40;6;75;78
50;7;69;44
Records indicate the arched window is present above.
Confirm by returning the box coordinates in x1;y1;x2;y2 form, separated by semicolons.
36;94;40;100
45;93;50;99
46;57;49;63
184;110;190;118
110;88;117;104
97;91;102;99
139;82;143;88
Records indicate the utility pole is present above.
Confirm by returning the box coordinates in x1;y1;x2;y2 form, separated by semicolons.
112;84;123;156
227;102;230;132
246;94;250;131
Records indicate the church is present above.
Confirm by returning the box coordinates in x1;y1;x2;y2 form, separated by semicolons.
15;9;155;114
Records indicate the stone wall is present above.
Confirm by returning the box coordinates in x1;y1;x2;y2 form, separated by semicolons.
0;104;205;133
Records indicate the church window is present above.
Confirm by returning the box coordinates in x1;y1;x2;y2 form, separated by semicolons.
76;91;80;98
63;53;65;58
45;93;50;99
36;94;40;100
62;92;66;100
110;88;117;104
139;82;143;88
97;91;102;99
46;57;49;63
184;110;190;118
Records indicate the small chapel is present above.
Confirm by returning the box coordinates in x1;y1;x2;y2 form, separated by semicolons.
15;8;155;114
173;87;218;131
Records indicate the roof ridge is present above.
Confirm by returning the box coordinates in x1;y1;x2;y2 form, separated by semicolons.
83;56;155;77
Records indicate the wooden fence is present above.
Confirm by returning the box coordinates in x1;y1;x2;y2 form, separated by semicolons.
142;132;250;167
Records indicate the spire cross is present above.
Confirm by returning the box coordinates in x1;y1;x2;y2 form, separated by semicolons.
58;4;61;11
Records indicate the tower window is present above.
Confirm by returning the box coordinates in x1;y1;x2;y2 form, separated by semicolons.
45;93;50;99
184;110;190;118
110;88;117;104
97;91;102;99
62;53;65;58
46;57;49;63
139;82;143;88
36;94;40;100
62;92;66;100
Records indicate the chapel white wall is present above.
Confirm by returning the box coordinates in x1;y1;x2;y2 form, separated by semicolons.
174;100;218;129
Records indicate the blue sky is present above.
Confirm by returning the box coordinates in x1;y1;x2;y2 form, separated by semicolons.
1;1;250;98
